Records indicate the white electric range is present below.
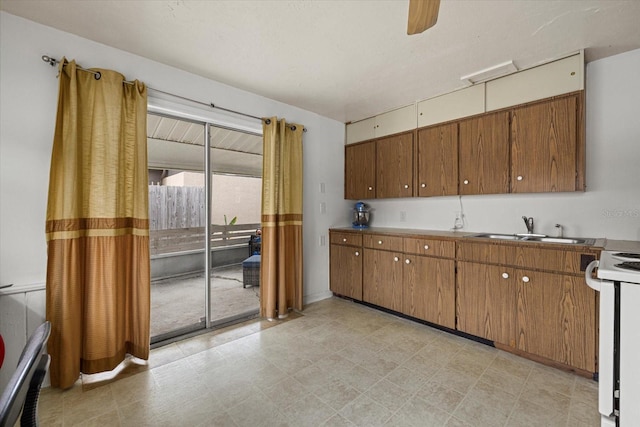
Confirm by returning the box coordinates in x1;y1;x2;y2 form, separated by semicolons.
586;251;640;426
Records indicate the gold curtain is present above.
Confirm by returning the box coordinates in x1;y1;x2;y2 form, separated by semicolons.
45;59;150;389
260;118;304;319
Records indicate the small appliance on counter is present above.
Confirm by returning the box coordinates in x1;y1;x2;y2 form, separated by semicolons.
352;202;371;229
586;251;640;426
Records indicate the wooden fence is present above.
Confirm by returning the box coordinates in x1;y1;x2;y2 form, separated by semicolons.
149;223;261;256
149;185;205;231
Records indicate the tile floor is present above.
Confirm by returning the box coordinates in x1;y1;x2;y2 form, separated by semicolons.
37;297;599;426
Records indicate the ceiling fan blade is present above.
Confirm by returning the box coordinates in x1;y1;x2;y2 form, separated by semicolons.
407;0;440;35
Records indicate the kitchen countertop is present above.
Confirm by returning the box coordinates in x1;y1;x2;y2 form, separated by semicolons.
330;226;607;250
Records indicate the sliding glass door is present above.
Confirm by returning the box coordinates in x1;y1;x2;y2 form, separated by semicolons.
147;112;262;343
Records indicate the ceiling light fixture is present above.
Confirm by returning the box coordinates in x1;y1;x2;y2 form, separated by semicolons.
460;60;518;85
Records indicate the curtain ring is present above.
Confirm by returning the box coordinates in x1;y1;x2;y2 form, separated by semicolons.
264;119;271;125
94;71;102;80
290;125;297;131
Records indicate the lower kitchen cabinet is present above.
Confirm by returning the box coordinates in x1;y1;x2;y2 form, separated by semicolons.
403;255;455;329
516;269;597;372
457;260;597;372
456;262;517;347
362;248;403;312
329;243;363;300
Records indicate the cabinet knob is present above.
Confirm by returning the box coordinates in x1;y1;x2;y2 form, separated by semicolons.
404;184;409;189
424;245;429;250
394;256;399;262
405;259;411;264
378;240;383;245
355;251;359;256
421;183;426;188
517;175;523;181
522;276;530;283
368;186;373;191
463;179;469;185
343;238;347;242
502;272;509;279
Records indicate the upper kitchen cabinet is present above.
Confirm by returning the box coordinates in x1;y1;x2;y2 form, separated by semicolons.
345;140;376;200
511;93;583;193
486;53;584;111
417;84;485;128
376;132;414;198
459;111;510;195
346;105;417;145
417;123;458;197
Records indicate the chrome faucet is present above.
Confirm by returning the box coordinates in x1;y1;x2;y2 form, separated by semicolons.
522;216;534;234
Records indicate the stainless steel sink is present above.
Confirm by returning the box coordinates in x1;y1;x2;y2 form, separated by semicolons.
467;233;595;245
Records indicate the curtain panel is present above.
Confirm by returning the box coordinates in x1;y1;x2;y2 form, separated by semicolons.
260;118;304;319
45;59;150;389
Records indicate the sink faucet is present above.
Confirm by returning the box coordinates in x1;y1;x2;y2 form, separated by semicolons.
522;216;534;234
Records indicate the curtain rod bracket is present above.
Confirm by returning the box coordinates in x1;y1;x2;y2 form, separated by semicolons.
42;55;58;67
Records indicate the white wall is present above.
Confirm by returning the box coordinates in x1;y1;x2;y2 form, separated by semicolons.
0;11;349;388
364;49;640;241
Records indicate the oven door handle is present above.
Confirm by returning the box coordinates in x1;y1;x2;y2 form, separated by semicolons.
585;260;602;291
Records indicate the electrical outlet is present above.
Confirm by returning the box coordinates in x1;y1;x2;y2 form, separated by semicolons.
400;211;407;222
320;202;326;214
319;182;325;194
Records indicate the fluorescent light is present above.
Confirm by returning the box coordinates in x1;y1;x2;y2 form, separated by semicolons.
460;60;518;85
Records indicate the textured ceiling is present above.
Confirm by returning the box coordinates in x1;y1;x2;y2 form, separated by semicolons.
2;0;640;123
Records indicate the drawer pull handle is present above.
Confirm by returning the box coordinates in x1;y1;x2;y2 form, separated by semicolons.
522;276;530;283
378;240;383;245
502;272;509;279
404;184;409;189
368;186;373;191
343;238;347;242
421;183;426;188
424;245;429;250
394;256;399;262
355;251;359;256
405;259;411;264
517;175;523;181
463;179;469;185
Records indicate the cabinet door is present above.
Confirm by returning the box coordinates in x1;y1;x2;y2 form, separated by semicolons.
345;141;376;200
417;123;458;197
363;249;403;312
456;262;516;347
516;270;597;372
511;95;577;193
376;133;414;198
403;255;455;329
459;111;510;195
330;244;363;300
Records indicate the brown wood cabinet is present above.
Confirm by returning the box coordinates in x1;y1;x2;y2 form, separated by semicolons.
345;141;376;200
457;239;598;373
458;111;510;195
416;123;458;197
376;132;414;198
329;231;363;300
457;262;517;346
516;269;596;372
511;94;579;193
362;248;403;311
403;255;455;329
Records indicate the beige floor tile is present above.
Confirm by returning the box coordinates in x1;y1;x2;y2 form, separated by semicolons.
415;381;465;414
387;396;451;427
365;379;411;412
505;399;568;427
339;394;393;427
281;393;336;425
35;297;596;427
312;377;362;411
453;381;517;426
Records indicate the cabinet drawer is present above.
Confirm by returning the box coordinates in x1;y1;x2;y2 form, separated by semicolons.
404;238;455;258
330;232;362;247
457;241;598;275
363;234;404;251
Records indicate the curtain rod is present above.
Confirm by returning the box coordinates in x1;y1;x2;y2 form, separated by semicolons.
41;55;307;132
